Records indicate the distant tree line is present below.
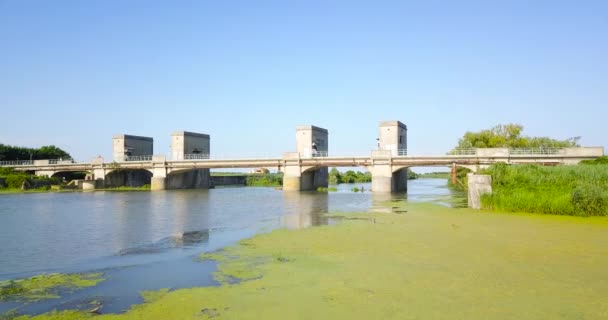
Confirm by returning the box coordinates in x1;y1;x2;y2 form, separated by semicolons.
329;168;371;184
0;144;71;161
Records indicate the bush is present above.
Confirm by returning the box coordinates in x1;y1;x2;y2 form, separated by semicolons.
572;184;608;216
5;174;28;189
246;173;283;187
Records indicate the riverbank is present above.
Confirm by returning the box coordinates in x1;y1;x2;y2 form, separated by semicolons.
10;201;608;319
481;163;608;216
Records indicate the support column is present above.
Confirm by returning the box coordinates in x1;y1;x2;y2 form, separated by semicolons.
151;177;166;191
150;155;167;191
282;152;301;191
370;150;393;193
467;173;492;209
91;157;106;189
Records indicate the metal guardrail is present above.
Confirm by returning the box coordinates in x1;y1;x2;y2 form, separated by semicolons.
448;148;477;155
0;160;34;166
0;159;76;166
48;159;75;164
448;148;564;156
184;154;210;160
124;155;153;161
509;148;563;155
398;149;407;156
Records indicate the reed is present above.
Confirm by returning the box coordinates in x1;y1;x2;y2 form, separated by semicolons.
481;163;608;216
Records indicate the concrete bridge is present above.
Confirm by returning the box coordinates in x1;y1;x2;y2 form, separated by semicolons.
2;147;603;192
1;121;603;192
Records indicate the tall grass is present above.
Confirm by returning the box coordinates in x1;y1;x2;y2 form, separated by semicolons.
481;163;608;216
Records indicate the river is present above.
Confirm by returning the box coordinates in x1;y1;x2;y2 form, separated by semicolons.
0;178;460;314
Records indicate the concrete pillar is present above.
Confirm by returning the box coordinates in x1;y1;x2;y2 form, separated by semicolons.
91;157;106;189
150;155;167;191
392;168;408;192
467;173;492;209
282;152;302;191
370;150;393;193
151;177;166;190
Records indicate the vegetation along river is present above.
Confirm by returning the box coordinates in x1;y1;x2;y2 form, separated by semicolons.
1;178;608;319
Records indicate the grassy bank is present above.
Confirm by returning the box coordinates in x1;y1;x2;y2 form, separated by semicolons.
97;185;151;191
418;172;450;179
481;163;608;216
10;202;608;319
245;173;282;187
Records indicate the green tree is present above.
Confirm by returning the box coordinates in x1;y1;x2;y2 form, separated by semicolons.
329;168;341;184
452;124;579;151
0;144;71;161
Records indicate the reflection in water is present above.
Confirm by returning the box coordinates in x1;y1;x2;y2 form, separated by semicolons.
370;192;404;213
281;192;329;229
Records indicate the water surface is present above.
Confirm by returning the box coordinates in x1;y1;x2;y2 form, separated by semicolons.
0;179;457;314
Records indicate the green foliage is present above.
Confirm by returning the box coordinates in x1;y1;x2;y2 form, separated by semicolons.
0;144;71;161
0;168;59;190
406;168;419;180
246;173;283;187
328;168;371;184
580;156;608;165
452;123;579;150
317;187;337;192
4;173;28;189
481;163;608;216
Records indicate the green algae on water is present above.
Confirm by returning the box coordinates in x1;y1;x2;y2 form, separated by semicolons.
0;273;104;302
12;203;608;319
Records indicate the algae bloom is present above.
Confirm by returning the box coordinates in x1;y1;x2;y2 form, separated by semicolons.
7;203;608;319
0;273;104;302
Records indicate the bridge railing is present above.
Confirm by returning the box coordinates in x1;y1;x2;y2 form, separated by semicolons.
509;148;563;155
447;148;477;155
184;154;210;160
124;155;153;161
48;159;76;164
0;160;34;166
447;148;565;156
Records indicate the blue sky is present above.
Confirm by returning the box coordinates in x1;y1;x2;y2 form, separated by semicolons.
1;0;606;163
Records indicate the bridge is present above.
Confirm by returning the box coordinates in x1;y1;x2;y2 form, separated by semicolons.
1;121;604;192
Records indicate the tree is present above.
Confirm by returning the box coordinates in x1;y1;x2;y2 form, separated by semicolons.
0;144;72;160
452;124;579;151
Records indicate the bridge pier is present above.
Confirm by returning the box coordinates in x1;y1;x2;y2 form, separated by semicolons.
282;152;328;191
91;157;107;188
369;150;408;193
151;177;166;190
150;155;168;191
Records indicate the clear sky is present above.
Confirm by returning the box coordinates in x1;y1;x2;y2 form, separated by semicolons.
1;0;606;163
